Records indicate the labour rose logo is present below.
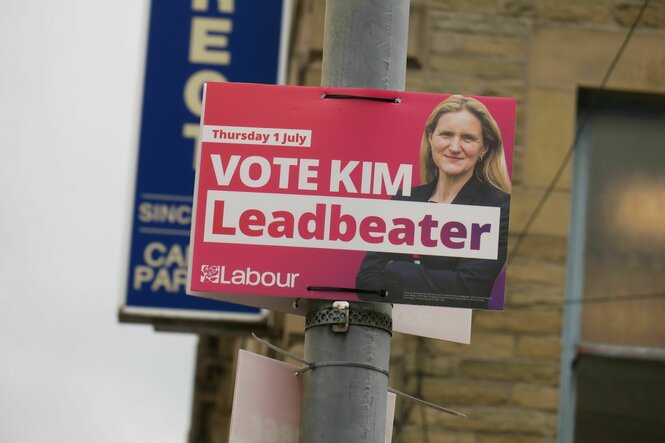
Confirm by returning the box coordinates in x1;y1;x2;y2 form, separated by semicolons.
200;265;221;283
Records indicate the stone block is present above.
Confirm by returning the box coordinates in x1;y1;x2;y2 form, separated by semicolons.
431;55;525;80
512;383;560;410
432;0;502;14
460;359;560;384
431;332;515;358
408;3;428;60
509;186;571;238
431;11;531;36
421;378;511;406
405;69;428;92
504;0;612;23
516;335;562;360
521;87;575;189
529;28;665;93
614;2;665;28
458;34;527;58
397;426;477;443
431;32;526;59
505;283;564;308
429;31;465;54
507;234;568;261
426;355;460;376
474;309;562;334
302;62;322;87
284;313;305;334
511;144;526;186
477;434;556;443
407;353;459;377
426;74;525;101
506;257;567;287
310;0;326;51
434;406;559;436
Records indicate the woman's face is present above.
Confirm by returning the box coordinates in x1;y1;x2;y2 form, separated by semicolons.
429;110;487;181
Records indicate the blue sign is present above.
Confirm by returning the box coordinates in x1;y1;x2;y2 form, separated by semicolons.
122;0;290;320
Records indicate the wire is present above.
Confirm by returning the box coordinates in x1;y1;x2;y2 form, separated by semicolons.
506;0;650;266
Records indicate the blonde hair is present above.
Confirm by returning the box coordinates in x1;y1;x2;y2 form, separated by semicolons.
418;95;511;193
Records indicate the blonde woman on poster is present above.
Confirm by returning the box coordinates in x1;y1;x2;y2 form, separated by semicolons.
356;95;511;309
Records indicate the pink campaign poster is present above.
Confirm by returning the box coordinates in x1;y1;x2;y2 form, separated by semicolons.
188;83;515;310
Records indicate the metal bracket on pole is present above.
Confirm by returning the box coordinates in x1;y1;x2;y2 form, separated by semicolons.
331;301;350;333
305;302;393;335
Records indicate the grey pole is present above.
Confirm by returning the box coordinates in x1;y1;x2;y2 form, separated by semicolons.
300;1;410;442
320;0;409;90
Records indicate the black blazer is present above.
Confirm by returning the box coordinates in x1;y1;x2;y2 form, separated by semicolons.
355;175;510;308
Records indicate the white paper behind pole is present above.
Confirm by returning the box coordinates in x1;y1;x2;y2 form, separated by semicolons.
229;350;301;443
386;392;397;443
393;305;472;344
229;350;398;443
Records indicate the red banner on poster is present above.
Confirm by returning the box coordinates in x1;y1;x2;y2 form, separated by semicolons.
188;83;515;310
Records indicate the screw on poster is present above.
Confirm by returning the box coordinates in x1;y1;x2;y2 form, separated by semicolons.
188;83;515;310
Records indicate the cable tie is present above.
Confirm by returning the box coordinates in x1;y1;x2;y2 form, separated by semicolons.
297;361;390;377
251;332;309;365
320;93;401;104
307;286;388;297
252;333;388;375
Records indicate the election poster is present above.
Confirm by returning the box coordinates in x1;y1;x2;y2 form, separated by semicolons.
188;83;515;311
